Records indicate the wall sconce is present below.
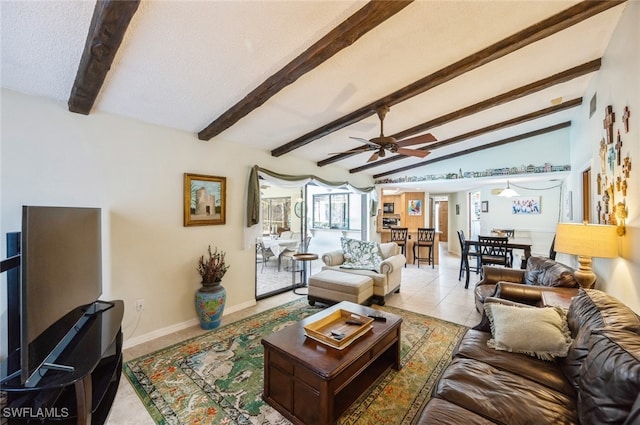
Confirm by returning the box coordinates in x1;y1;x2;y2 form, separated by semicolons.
615;202;627;236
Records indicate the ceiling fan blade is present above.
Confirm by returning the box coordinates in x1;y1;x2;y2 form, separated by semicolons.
396;148;430;158
367;151;379;162
396;133;437;147
349;136;380;148
327;146;373;155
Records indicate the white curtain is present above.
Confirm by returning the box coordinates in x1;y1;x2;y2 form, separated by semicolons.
243;165;377;249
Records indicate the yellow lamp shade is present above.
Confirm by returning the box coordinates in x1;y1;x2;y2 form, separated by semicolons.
555;223;618;259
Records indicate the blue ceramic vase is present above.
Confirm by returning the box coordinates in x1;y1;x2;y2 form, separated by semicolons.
195;282;226;330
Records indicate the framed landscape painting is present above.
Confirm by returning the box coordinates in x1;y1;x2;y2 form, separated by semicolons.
184;173;226;226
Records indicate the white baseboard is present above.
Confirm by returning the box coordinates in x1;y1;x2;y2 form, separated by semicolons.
123;299;257;350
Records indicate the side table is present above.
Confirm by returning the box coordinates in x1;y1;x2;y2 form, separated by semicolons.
541;291;575;309
292;253;318;295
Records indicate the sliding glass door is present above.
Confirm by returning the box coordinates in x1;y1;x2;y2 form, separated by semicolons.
256;185;302;299
255;181;371;300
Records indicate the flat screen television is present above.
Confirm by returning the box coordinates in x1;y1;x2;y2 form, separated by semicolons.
18;206;103;386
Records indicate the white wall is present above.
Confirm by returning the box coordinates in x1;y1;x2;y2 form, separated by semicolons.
444;180;561;258
386;127;571;255
566;0;640;312
0;90;373;349
478;181;561;257
447;191;469;255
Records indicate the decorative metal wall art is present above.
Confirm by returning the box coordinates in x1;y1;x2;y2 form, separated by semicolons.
596;105;632;226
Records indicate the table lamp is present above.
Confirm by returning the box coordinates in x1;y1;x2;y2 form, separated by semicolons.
554;222;618;288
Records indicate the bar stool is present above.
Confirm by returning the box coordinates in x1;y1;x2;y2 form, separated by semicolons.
413;228;435;268
390;227;408;267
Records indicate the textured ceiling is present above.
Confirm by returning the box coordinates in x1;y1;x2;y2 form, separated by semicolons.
0;0;627;184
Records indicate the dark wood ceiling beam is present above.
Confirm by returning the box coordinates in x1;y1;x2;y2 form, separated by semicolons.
349;97;582;173
318;59;600;167
272;0;624;157
68;0;140;115
372;122;571;179
197;1;413;141
394;61;597;141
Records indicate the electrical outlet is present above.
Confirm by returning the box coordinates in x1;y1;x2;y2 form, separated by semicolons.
136;298;145;312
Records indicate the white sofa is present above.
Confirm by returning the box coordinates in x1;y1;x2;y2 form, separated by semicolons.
320;242;406;305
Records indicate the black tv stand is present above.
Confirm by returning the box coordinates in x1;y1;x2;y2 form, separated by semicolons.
1;300;124;425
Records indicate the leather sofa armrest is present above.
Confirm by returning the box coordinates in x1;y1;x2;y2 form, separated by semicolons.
478;266;525;286
494;282;580;306
322;250;345;267
380;254;406;274
494;281;545;305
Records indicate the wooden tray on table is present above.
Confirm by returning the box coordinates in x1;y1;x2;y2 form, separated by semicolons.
304;309;373;350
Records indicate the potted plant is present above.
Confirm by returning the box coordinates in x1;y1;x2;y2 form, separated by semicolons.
195;245;229;329
198;245;230;287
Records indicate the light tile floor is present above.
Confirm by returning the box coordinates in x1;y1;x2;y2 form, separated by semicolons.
107;243;483;425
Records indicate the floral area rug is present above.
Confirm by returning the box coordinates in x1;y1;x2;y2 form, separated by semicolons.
123;298;467;425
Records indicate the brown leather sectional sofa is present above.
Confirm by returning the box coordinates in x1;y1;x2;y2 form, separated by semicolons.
474;256;581;312
417;288;640;424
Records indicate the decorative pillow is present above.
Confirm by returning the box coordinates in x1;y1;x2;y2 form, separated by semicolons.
340;237;383;272
484;303;573;361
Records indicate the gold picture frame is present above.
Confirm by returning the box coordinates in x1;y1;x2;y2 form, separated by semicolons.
184;173;226;226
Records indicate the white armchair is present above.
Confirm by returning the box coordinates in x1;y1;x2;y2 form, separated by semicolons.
321;242;406;305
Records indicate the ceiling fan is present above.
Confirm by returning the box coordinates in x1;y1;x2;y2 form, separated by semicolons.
331;106;436;163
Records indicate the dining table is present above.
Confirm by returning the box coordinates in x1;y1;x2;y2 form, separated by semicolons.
463;236;533;289
261;237;301;270
262;237;299;255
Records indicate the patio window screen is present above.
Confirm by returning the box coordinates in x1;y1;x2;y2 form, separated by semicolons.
312;193;349;230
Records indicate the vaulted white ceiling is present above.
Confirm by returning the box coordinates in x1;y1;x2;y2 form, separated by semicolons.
0;1;627;181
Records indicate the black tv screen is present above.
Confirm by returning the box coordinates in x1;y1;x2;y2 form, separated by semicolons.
21;206;102;385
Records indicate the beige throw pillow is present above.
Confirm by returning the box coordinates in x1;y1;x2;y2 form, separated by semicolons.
484;303;573;361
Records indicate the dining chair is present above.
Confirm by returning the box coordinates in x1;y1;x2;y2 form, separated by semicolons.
278;246;297;271
413;228;435;268
390;227;409;267
279;235;312;271
478;236;509;274
457;230;480;281
256;241;277;272
492;229;515;267
503;229;515;267
549;235;557;260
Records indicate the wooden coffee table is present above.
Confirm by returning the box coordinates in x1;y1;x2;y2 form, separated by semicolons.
261;301;402;425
